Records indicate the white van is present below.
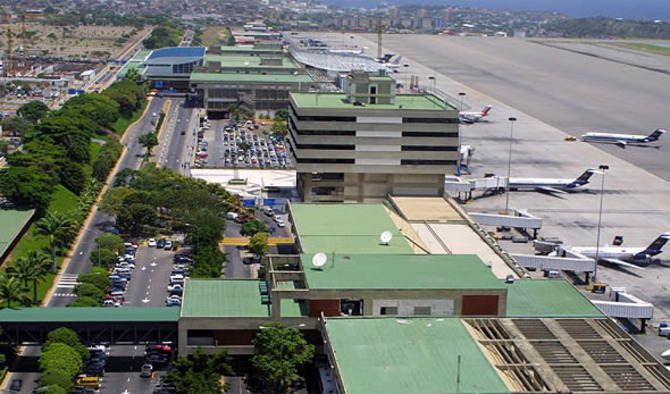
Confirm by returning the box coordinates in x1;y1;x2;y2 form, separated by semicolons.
546;270;562;279
226;212;239;220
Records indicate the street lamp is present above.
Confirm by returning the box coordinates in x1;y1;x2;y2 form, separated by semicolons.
185;223;200;252
593;164;609;284
505;117;517;213
456;92;466;176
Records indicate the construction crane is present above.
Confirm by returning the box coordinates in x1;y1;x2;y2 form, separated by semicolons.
2;12;54;76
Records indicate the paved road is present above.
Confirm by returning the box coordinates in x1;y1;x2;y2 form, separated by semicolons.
153;98;198;176
357;34;670;182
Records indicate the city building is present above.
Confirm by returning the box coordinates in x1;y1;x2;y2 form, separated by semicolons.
287;70;459;202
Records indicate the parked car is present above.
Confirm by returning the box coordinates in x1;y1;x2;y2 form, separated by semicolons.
140;363;153;378
157;238;166;248
148;238;157;247
243;257;261;265
9;379;23;392
164;240;173;250
167;284;183;292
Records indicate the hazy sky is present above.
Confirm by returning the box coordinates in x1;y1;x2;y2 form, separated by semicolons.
324;0;670;20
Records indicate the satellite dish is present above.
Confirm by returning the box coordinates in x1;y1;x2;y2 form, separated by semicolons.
380;231;393;245
312;253;327;268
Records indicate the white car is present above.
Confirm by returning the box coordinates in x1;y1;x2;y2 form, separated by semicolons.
275;219;285;228
167;284;183;292
148;238;157;247
117;262;135;269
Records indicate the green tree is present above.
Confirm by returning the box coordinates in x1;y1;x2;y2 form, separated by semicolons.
43;327;89;361
78;272;110;294
17;100;50;123
116;202;157;236
98;187;134;216
1;116;31;136
66;297;100;307
271;121;288;137
95;233;125;253
191;246;226;278
274;109;288;121
39;342;83;379
89;248;117;267
240;220;269;237
0;166;53;209
163;348;233;394
74;283;105;303
0;273;28;308
60;93;120;127
35;211;76;273
39;384;68;394
248;232;269;259
0;139;9;157
138;132;158;157
57;160;87;195
124;68;143;83
251;323;314;393
7;250;50;305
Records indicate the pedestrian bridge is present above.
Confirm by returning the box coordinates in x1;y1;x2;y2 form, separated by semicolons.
0;307;178;346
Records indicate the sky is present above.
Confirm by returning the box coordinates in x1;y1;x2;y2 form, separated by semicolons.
322;0;670;20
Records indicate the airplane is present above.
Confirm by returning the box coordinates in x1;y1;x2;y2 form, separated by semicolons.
567;233;669;270
327;48;365;55
375;53;396;63
580;128;665;148
507;168;596;194
460;105;492;124
385;56;403;70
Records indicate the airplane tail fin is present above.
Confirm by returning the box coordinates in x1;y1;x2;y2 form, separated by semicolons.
391;55;402;65
481;105;492;116
643;233;670;256
569;169;595;187
647;128;666;141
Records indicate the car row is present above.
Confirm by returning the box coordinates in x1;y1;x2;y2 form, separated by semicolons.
166;253;192;307
148;238;174;250
104;244;139;307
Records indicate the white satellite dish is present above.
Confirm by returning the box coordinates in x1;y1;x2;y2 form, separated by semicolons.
380;231;393;245
312;253;327;268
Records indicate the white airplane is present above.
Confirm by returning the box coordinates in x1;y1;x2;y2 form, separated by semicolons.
507;168;595;194
375;53;396;63
580;128;665;148
568;233;669;270
327;48;365;55
385;56;403;70
460;105;492;124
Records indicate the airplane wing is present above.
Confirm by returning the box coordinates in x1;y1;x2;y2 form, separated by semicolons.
616;140;628;148
601;257;645;270
536;186;567;194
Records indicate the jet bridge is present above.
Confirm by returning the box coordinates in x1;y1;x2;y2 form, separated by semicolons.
470;209;543;238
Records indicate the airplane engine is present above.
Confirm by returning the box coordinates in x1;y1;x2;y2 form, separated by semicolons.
633;252;652;265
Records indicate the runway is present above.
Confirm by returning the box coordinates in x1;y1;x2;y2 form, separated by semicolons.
360;34;670;181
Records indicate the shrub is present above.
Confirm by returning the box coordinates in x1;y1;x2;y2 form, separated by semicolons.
39;343;83;379
39;369;73;392
89;248;117;267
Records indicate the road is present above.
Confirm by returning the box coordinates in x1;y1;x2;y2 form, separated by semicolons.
152;97;199;176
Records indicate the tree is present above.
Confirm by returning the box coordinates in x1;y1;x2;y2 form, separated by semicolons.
66;297;100;307
95;233;125;253
116;202;157;236
0;273;28;308
98;187;134;216
17;100;50;123
240;220;269;237
57;160;87;195
271;121;288;137
74;283;105;303
39;342;83;379
248;232;269;259
1;116;31;136
163;348;233;394
274;109;288;121
35;211;76;273
251;323;314;393
191;246;226;278
60;93;120;127
0;139;9;157
44;327;89;361
7;250;50;305
77;272;110;294
124;68;143;83
39;384;69;394
89;248;117;267
0;166;53;209
138;132;158;157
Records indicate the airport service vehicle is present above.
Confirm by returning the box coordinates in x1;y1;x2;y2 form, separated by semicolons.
507;168;596;194
459;105;492;124
566;233;670;270
580;128;665;148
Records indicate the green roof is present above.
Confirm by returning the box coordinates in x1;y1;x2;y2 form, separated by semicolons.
505;279;605;317
291;204;412;254
0;307;179;322
204;53;297;69
190;72;313;84
290;92;455;111
326;317;509;394
301;254;505;290
218;46;286;53
281;299;309;317
181;279;270;318
0;209;34;258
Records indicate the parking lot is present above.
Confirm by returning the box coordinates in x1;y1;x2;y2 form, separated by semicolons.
196;119;292;169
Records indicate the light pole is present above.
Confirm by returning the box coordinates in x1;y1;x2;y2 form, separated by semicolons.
403;64;409;93
185;223;200;252
593;164;609;284
456;92;466;176
504;117;517;213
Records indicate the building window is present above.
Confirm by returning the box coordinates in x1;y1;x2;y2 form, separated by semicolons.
311;186;344;196
403;117;459;124
296;158;355;164
414;306;432;315
402;131;459;137
401;159;456;165
380;307;398;315
294;114;357;122
296;143;355;150
401;146;457;151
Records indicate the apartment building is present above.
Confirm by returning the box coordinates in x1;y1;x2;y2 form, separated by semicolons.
287;70;459;202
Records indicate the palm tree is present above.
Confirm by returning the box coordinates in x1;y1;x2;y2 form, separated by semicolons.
0;274;28;308
7;251;51;305
35;211;75;273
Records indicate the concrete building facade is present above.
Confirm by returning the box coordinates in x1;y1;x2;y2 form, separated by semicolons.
287;71;459;202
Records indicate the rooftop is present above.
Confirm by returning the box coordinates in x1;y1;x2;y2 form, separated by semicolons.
290;203;413;255
301;254;505;290
181;279;270;318
0;209;34;258
204;53;297;69
290;92;455;111
505;279;605;317
390;196;463;222
145;47;206;65
326;317;509;394
190;73;313;84
0;307;179;322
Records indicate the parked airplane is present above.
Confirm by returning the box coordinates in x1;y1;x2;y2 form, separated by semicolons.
568;233;670;270
507;168;596;194
460;105;492;124
580;128;665;148
376;53;396;63
385;56;403;70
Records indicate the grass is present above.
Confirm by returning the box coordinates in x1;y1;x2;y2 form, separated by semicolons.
606;42;670;56
111;101;148;135
201;26;231;47
2;185;79;304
